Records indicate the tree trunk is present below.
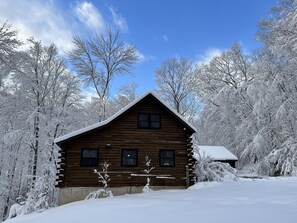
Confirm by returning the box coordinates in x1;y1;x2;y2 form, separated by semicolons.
32;107;40;185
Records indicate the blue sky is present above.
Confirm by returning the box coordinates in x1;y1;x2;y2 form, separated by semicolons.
0;0;278;96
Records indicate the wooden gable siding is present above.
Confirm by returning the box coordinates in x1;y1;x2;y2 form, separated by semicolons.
58;95;193;188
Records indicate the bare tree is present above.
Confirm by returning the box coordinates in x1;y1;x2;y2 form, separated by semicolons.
194;43;252;102
68;28;139;120
155;57;199;121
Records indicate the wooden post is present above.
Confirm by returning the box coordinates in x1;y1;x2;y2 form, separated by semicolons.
186;165;190;187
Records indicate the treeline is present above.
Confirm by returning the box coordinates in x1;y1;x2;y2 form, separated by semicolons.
194;0;297;176
156;0;297;177
0;25;139;220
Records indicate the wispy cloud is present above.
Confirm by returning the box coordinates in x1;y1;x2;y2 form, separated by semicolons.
0;0;74;53
196;48;222;64
83;87;98;102
108;5;128;33
162;35;169;42
136;50;156;63
74;2;105;31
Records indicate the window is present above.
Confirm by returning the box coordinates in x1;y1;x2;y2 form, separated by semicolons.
138;113;161;129
80;149;98;167
122;149;138;167
150;114;161;129
160;150;175;167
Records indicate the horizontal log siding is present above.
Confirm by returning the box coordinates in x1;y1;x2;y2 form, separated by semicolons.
60;96;191;188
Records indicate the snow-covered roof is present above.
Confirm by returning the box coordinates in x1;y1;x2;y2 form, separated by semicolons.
196;145;238;161
54;92;196;144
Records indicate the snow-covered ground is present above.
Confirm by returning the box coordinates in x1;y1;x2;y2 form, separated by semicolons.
5;177;297;223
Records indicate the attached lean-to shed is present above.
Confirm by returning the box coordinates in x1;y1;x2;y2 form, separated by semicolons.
54;92;196;205
196;146;238;167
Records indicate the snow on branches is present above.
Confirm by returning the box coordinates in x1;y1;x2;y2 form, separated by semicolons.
194;151;238;182
257;137;297;176
195;157;238;182
21;174;56;215
85;162;113;199
143;155;155;193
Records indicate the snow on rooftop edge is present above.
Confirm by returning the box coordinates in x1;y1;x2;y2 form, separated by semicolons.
54;92;196;143
196;145;238;161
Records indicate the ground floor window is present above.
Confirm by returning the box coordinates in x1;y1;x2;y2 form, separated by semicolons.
80;149;98;167
122;149;138;167
160;150;175;167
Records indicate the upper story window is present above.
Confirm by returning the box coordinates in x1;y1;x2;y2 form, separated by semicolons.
81;149;98;167
138;113;161;129
159;150;175;167
121;149;138;167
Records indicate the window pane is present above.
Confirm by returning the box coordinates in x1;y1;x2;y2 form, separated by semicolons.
150;114;160;122
139;114;149;121
82;150;97;158
138;114;149;128
81;149;98;167
150;114;161;128
82;158;97;166
162;151;173;158
123;150;137;158
160;150;175;167
122;149;137;166
161;158;174;166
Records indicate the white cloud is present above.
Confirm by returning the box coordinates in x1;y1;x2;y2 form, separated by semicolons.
108;6;128;33
0;0;74;53
83;87;98;102
74;2;105;31
136;50;156;63
162;35;168;42
196;48;222;64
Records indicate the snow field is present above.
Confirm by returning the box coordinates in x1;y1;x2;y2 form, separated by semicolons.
5;177;297;223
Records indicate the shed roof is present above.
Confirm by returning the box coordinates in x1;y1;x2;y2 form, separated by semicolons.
196;145;238;161
54;92;196;144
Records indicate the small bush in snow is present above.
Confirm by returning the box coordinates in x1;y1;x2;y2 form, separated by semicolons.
86;162;113;199
7;203;22;219
21;174;55;215
85;189;113;199
143;155;155;193
195;153;238;182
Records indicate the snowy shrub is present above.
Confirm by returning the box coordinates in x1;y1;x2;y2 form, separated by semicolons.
256;138;297;176
143;178;153;193
21;174;56;214
7;203;22;219
86;162;113;199
85;189;113;199
194;153;238;182
142;155;155;193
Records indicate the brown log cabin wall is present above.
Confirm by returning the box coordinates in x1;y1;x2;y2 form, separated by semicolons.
58;96;193;188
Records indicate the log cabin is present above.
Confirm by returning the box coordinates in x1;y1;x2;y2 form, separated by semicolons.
54;92;196;205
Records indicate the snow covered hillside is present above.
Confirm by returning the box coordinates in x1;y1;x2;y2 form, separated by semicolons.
5;177;297;223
